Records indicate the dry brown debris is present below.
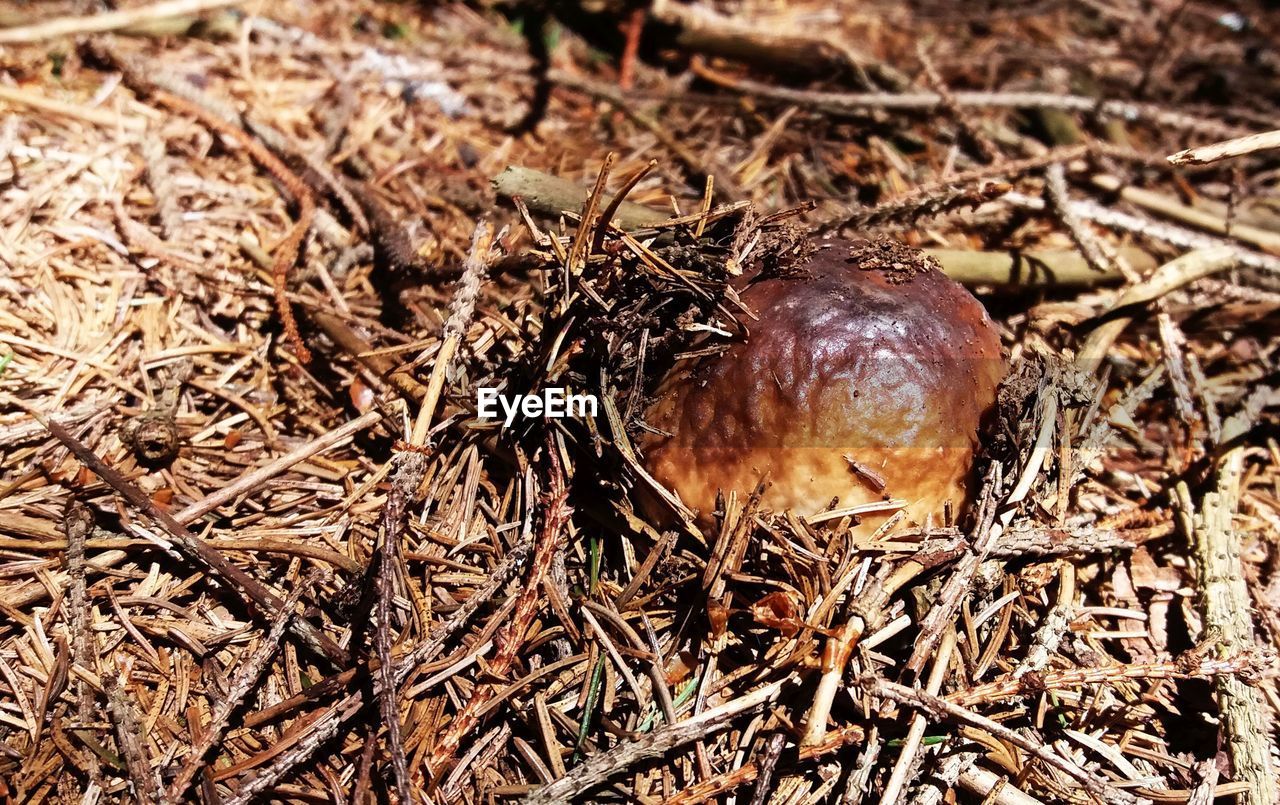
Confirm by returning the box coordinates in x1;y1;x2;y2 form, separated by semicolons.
1;1;1279;803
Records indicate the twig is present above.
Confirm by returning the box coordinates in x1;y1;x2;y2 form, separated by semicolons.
1004;191;1280;272
618;8;645;91
426;443;571;777
881;628;957;805
802;561;924;746
1015;561;1075;678
0;0;242;43
13;398;349;666
924;247;1151;286
1077;247;1237;375
690;62;1251;140
865;677;1142;804
165;572;314;802
1155;299;1198;425
837;180;1010;230
1169;129;1280;166
223;697;364;805
493;165;669;232
842;723;882;803
524;677;794;805
61;499;104;786
311;311;429;402
1043;163;1118;278
139;134;180;239
904;470;1000;679
747;732;788;805
493;164;1156;285
1091;174;1280;255
372;221;496;792
916;42;998;162
651;0;907;89
103;672;160;804
956;766;1045;805
410;220;496;445
172;410;383;525
375;454;427;804
1176;386;1279;805
948;647;1263;708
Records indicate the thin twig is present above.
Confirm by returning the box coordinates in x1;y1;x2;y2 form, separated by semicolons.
865;677;1143;804
103;672;160;804
61;499;104;787
376;454;426;804
172;410;382;525
949;647;1263;708
13;398;349;666
0;0;243;43
525;677;794;805
410;220;497;445
426;443;571;777
1077;247;1238;375
881;628;957;805
1177;387;1280;805
1043;163;1118;278
691;61;1251;140
1169;128;1280;166
165;572;315;802
1004;191;1280;272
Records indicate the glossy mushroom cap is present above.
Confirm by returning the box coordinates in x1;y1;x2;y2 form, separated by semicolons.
639;237;1005;531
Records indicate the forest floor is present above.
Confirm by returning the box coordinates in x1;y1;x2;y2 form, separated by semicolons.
1;0;1280;803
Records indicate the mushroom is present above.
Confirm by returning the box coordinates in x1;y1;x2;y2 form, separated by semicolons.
639;237;1005;531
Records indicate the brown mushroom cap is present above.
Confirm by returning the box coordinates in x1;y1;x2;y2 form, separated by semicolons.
639;237;1006;530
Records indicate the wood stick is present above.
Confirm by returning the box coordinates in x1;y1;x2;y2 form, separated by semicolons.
1092;174;1280;255
1076;247;1237;375
14;400;350;667
524;677;793;805
689;61;1249;141
866;677;1142;804
0;85;146;131
651;0;908;89
165;573;312;802
1176;387;1280;805
925;248;1151;286
1168;128;1280;166
0;0;242;43
1004;191;1280;272
493;166;669;232
172;410;382;525
492;165;1153;286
